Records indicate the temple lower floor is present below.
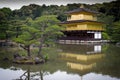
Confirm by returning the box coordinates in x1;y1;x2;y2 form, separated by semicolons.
60;30;102;40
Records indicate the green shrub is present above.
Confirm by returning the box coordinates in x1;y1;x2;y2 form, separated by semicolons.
102;32;110;40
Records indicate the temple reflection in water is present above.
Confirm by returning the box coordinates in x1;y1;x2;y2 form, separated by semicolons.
59;44;105;75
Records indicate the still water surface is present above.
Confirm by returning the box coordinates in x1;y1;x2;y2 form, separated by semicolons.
0;43;120;80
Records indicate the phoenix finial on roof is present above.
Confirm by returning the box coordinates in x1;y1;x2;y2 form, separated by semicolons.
80;4;84;8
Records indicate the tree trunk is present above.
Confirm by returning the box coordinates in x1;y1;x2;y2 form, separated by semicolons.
27;66;30;80
5;31;9;42
38;37;44;59
27;45;31;57
38;25;46;60
4;31;9;46
40;71;43;80
16;27;19;38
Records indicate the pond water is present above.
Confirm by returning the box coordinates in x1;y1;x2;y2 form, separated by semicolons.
0;43;120;80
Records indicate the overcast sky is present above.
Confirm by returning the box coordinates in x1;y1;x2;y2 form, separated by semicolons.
0;0;116;10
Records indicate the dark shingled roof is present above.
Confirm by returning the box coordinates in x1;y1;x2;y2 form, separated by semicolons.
65;8;98;14
60;20;103;24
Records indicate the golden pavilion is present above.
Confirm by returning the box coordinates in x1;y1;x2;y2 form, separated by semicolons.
60;5;104;43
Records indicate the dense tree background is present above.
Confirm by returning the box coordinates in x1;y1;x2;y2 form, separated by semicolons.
0;0;120;42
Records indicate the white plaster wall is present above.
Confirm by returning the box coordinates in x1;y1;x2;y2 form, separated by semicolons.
94;32;101;39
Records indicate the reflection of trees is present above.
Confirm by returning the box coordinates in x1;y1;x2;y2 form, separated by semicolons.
93;44;120;78
14;66;49;80
0;61;12;69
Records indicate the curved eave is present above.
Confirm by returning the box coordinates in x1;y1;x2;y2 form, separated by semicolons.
63;29;105;32
60;20;104;25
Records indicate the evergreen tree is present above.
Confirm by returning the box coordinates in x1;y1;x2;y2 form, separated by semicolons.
32;15;63;59
112;21;120;42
